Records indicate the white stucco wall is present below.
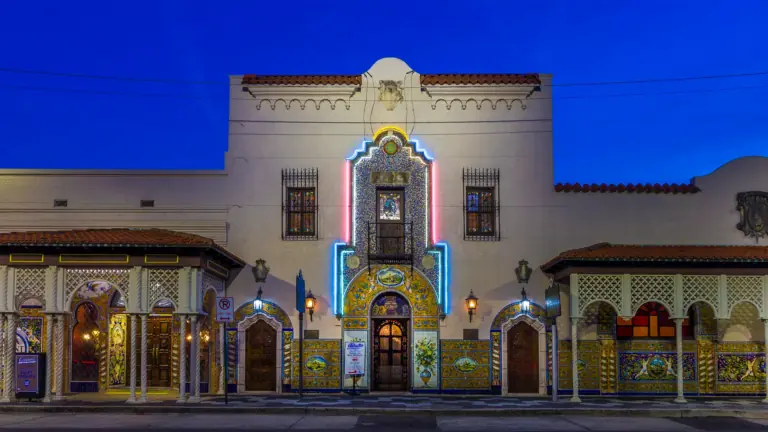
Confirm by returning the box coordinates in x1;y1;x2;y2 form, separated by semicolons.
0;57;766;343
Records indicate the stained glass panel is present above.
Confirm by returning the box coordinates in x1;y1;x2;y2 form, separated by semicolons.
286;188;316;235
378;193;402;221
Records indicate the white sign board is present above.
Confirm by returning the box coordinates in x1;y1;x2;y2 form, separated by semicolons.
216;297;234;322
344;342;366;375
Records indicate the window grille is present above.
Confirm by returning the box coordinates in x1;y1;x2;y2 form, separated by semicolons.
281;168;319;240
462;167;500;241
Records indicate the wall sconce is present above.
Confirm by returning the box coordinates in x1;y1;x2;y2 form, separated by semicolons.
521;286;530;313
305;290;316;321
465;290;478;322
515;259;533;284
252;258;270;283
253;287;264;310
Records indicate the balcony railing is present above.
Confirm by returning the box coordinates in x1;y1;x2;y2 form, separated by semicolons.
366;221;414;273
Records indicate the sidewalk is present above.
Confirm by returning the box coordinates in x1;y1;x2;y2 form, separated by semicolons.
1;395;768;418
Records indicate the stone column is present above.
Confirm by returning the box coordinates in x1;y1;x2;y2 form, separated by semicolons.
176;315;187;403
570;317;581;403
43;314;54;402
218;323;225;395
126;314;137;403
0;315;5;401
674;318;686;403
188;315;200;403
139;314;149;403
0;314;13;403
53;314;65;400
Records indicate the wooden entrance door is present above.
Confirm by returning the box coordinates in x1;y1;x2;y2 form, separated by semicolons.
507;323;539;393
245;320;277;391
148;317;172;387
372;319;408;391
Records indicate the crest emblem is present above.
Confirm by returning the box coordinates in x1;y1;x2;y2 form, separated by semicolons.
736;191;768;242
378;80;404;111
252;258;270;283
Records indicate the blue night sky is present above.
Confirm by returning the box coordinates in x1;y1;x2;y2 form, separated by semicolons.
1;0;766;184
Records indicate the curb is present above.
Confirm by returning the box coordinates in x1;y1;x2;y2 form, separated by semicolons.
0;405;767;418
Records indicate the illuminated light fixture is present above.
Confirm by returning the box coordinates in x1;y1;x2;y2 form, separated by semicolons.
515;259;533;284
305;290;317;321
253;287;264;311
465;290;478;322
521;286;530;313
343;161;351;243
83;333;91;341
201;330;211;343
431;161;438;244
186;334;193;342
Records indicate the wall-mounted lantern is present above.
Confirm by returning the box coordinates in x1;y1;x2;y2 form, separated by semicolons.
252;258;270;283
521;286;530;313
305;290;316;321
253;287;264;311
515;259;533;284
465;290;478;322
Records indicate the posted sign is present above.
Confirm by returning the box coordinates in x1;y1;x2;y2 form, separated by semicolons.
216;297;234;322
344;342;366;375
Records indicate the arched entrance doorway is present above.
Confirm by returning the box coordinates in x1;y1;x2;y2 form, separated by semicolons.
370;292;411;391
507;322;538;393
245;320;278;391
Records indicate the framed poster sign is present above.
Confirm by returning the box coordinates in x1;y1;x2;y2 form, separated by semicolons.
344;342;366;375
16;353;45;399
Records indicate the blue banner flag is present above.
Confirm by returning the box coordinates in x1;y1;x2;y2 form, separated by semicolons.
296;270;306;313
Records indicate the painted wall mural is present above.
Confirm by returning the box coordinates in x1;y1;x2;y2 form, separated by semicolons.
108;314;127;385
413;331;438;389
440;340;490;391
291;339;341;390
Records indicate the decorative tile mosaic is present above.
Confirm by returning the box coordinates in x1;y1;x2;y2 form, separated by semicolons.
491;331;501;386
282;330;293;385
440;340;490;390
345;135;440;291
558;340;600;392
698;339;716;394
108;313;127;385
413;317;439;330
17;317;42;353
491;301;546;331
342;318;367;330
344;265;438;318
234;300;292;329
413;331;439;389
291;339;341;390
616;340;698;394
716;343;765;394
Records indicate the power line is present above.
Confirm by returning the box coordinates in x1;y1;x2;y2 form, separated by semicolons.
2;65;768;88
229;130;552;137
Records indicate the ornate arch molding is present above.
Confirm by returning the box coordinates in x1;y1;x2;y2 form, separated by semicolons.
66;268;130;311
234;300;293;329
236;312;283;393
343;266;439;319
499;314;547;396
491;300;546;330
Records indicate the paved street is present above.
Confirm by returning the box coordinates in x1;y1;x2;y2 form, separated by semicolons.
0;413;767;431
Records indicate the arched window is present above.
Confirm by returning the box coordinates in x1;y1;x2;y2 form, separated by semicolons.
72;302;100;382
616;302;692;339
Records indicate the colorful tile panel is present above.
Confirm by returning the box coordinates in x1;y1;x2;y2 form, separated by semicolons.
440;340;490;390
716;343;765;394
291;339;341;390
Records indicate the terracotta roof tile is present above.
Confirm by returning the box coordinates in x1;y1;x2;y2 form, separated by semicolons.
554;182;700;194
541;243;768;272
0;228;245;266
241;75;361;86
420;73;541;86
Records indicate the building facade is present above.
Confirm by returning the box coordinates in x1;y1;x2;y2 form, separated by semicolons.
0;57;767;401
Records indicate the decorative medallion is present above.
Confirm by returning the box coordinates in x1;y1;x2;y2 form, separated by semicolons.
736;191;768;242
421;255;435;270
647;355;668;379
305;355;328;372
453;357;478;373
376;267;405;287
378;80;404;111
346;255;360;270
379;134;402;156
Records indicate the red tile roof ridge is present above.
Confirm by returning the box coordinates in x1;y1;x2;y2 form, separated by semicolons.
554;182;701;194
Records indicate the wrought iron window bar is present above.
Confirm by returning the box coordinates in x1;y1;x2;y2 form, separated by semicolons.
281;168;319;241
366;221;414;274
462;167;501;241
